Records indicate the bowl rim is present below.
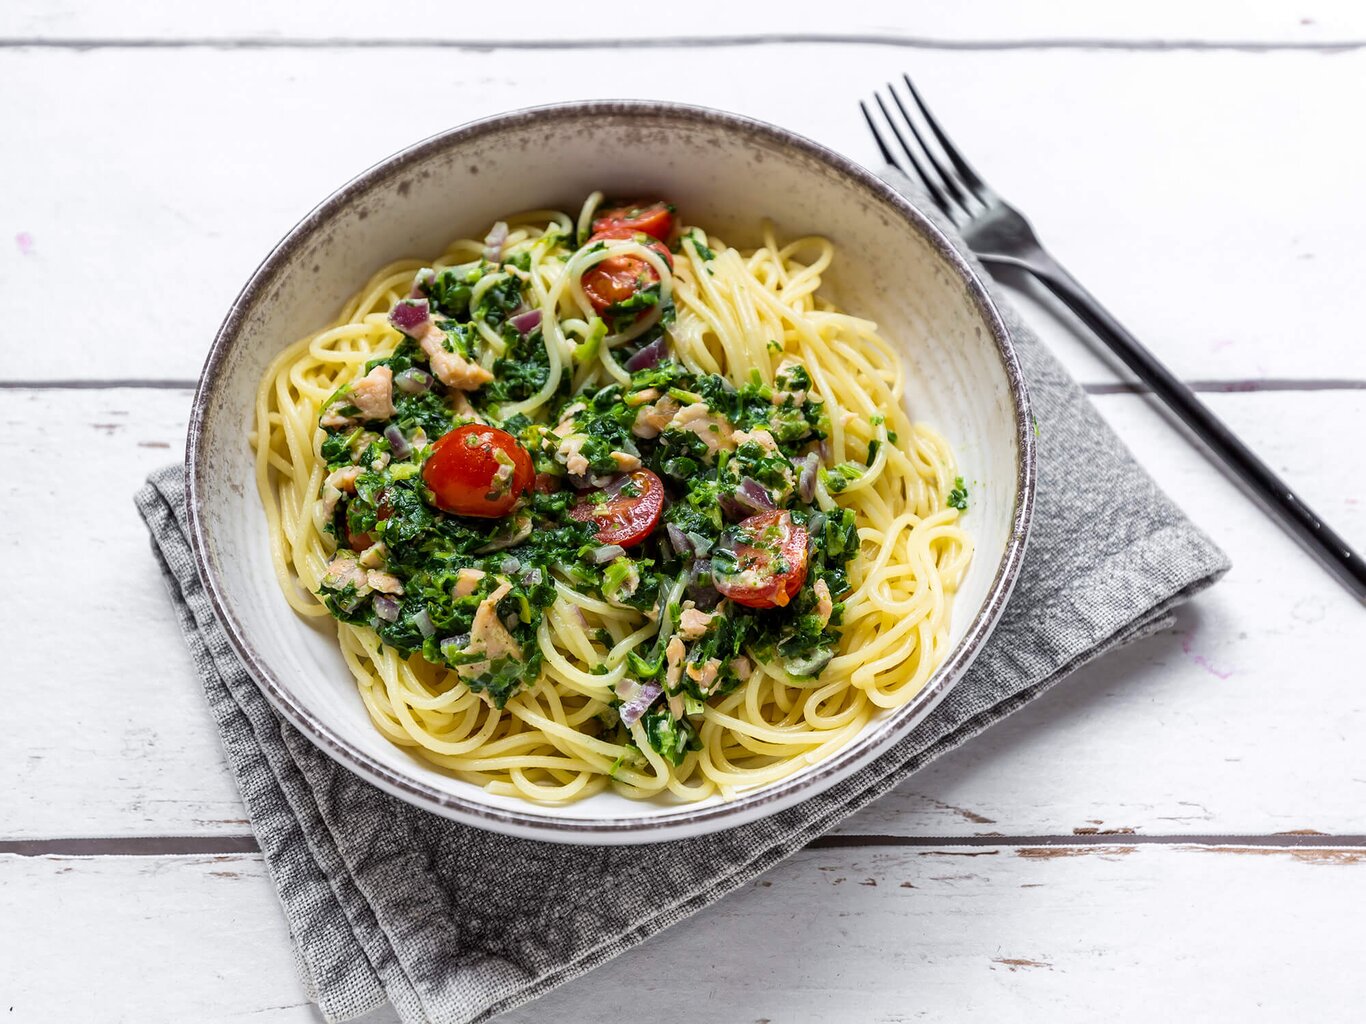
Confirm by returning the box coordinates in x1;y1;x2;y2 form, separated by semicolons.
186;99;1036;843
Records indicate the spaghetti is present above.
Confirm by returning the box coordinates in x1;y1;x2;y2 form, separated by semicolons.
252;193;972;804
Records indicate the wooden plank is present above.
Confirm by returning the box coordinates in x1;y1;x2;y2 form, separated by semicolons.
3;386;1362;840
838;386;1366;837
2;47;1365;383
515;844;1366;1023
5;844;1365;1021
5;0;1364;44
0;389;247;836
0;853;323;1023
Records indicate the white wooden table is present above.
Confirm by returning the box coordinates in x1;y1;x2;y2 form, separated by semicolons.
4;4;1365;1020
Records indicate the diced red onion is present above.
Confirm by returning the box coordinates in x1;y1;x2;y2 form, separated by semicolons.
796;453;820;503
509;309;542;335
590;544;627;565
666;523;691;555
500;556;521;574
618;680;663;727
624;335;668;372
483;221;509;262
389;298;430;338
413;608;435;638
740;477;776;510
721;478;775;520
394;367;432;395
383;424;412;461
475;515;533;553
690;586;722;612
686;559;720;610
601;474;633;499
335;588;367;614
685;531;713;556
818;439;832;464
372;594;401;622
439;634;470;659
409;267;436;299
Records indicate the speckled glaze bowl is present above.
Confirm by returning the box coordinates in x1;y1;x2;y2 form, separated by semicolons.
187;101;1035;844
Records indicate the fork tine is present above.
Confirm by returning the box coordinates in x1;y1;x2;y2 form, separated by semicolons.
859;100;903;173
871;92;950;215
901;72;993;201
886;82;974;211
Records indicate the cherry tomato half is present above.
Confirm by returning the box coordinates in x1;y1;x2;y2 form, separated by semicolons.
713;510;810;609
569;468;665;547
591;200;675;244
343;492;390;551
532;472;563;494
580;227;674;317
422;424;533;518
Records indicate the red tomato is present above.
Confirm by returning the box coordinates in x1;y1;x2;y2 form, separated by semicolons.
343;492;390;551
532;472;562;494
590;226;674;269
422;424;533;518
580;228;674;317
592;201;675;243
569;469;665;547
714;510;810;609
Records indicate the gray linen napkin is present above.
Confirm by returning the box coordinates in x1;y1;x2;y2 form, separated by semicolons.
135;173;1229;1024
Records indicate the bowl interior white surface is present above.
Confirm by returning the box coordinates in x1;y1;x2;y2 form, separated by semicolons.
190;102;1032;843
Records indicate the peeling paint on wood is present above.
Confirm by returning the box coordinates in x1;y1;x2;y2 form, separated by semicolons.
908;792;997;824
9;843;1366;1021
11;3;1366;43
6;385;1366;843
1073;826;1137;835
1016;846;1137;860
4;48;1366;386
6;12;1366;1022
1180;846;1366;867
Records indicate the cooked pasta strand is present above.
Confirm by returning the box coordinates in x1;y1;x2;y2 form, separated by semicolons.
253;199;972;805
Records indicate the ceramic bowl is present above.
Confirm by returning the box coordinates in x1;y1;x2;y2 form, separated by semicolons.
187;101;1035;844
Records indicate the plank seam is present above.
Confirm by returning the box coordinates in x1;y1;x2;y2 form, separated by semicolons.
1085;378;1366;394
1;35;1363;53
0;379;199;390
807;833;1366;849
5;833;1365;856
2;379;1362;394
0;836;262;856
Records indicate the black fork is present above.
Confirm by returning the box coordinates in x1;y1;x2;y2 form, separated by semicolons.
863;74;1366;602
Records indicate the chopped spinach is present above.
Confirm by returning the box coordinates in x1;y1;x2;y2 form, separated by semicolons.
948;476;970;511
306;208;951;736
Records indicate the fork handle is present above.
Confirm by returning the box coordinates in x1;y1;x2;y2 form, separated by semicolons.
999;253;1366;602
